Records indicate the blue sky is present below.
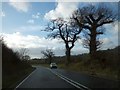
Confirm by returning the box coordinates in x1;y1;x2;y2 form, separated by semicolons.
2;2;56;35
1;1;119;58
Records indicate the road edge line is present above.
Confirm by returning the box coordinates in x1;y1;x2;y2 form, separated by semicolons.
58;72;91;90
48;69;91;90
14;68;36;89
50;69;84;89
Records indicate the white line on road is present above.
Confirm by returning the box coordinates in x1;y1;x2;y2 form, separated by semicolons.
14;68;36;89
48;68;91;90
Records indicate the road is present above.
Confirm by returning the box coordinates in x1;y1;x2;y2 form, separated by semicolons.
15;66;119;89
16;66;75;88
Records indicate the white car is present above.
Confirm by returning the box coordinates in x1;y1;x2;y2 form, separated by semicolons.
50;63;57;69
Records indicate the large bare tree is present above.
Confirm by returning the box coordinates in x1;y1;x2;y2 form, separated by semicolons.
45;18;82;65
72;3;117;60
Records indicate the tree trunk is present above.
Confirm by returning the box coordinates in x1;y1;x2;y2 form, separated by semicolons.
65;46;71;65
90;25;97;60
49;56;52;64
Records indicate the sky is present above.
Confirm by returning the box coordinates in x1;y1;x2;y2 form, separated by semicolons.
0;0;119;58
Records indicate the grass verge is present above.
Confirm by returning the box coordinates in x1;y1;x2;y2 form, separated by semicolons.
58;63;118;81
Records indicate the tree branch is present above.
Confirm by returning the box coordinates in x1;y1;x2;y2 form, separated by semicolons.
97;20;113;27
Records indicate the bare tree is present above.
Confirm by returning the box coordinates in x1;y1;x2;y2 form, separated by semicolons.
18;48;29;60
82;28;103;50
22;55;30;61
72;3;117;60
41;49;55;64
45;18;82;65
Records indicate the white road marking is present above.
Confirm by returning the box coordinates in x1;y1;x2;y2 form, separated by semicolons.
14;66;91;89
48;68;91;90
14;69;36;89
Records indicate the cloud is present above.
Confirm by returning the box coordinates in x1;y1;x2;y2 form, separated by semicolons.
44;1;118;20
27;19;34;24
11;25;45;33
27;12;41;24
2;23;118;58
0;11;5;17
2;32;65;58
2;32;87;58
9;0;30;12
100;21;118;49
32;12;41;19
44;2;79;20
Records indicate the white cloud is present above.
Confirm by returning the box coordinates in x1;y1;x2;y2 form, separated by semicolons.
100;22;118;49
32;12;41;19
27;12;41;25
44;1;118;20
9;0;30;12
27;19;34;24
44;2;79;20
11;25;45;33
2;32;65;58
2;32;47;48
0;11;5;17
2;32;86;58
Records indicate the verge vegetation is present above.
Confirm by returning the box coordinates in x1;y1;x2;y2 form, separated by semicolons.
1;39;35;88
30;46;119;81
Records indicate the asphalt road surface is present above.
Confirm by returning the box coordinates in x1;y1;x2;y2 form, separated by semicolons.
15;66;119;89
16;66;75;88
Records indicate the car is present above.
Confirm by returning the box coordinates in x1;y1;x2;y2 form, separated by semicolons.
50;63;57;69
